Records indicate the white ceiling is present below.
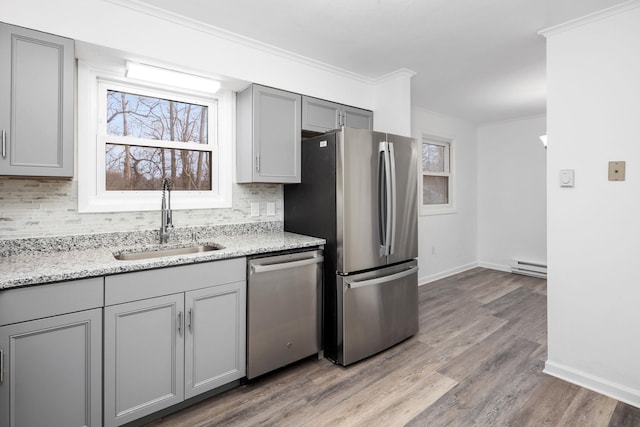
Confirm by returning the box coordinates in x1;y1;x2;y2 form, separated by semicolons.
139;0;626;124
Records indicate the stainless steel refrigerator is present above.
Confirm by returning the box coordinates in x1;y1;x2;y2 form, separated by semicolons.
284;126;418;366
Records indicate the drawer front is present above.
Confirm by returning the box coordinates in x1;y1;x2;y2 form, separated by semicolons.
0;278;104;326
105;257;246;305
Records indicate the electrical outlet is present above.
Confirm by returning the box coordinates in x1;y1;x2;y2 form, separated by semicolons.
266;202;275;216
251;202;260;217
608;161;625;181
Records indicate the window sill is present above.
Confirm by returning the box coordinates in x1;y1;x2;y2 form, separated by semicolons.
420;205;457;216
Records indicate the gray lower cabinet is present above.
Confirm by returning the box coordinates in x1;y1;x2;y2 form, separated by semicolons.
0;277;104;427
104;294;185;427
236;84;301;183
302;95;373;133
0;308;103;427
0;22;74;177
103;258;246;427
184;283;246;399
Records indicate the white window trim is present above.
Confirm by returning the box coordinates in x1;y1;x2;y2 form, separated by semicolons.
77;59;233;213
419;133;456;216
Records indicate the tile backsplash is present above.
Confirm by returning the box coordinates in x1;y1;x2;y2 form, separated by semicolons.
0;178;283;239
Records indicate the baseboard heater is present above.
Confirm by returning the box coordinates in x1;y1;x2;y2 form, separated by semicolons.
511;259;547;278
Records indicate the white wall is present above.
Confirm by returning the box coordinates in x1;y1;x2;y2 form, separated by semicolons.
412;107;478;284
374;69;415;136
543;2;640;406
477;116;547;270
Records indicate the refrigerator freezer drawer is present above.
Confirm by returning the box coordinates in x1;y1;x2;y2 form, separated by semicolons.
338;260;418;366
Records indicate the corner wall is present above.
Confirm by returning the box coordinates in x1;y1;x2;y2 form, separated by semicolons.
543;2;640;406
477;115;547;271
412;107;478;284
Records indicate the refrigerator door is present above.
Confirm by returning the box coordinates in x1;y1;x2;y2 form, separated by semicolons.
337;127;389;273
386;133;419;264
337;260;418;366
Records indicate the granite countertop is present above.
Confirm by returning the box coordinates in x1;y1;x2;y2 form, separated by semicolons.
0;225;325;290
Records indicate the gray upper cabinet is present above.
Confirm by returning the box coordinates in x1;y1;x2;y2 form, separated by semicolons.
236;84;301;183
0;23;75;177
302;96;373;133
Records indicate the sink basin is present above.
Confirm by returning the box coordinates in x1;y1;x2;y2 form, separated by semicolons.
113;244;223;261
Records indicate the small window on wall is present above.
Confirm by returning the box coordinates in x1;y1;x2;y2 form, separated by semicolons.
420;135;454;215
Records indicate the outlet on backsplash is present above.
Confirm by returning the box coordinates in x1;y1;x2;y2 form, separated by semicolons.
267;202;275;216
251;203;260;217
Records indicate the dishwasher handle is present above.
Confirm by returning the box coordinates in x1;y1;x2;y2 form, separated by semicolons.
251;255;324;274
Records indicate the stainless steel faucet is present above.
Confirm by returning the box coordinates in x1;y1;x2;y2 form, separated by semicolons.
160;178;174;244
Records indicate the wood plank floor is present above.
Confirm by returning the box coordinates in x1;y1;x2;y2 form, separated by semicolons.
145;267;640;426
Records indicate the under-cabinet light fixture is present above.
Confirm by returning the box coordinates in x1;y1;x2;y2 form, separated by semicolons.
539;134;548;149
125;61;221;93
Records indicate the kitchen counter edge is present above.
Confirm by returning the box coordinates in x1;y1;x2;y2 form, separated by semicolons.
0;232;325;290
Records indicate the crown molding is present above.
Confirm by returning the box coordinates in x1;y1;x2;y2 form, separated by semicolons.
104;0;376;84
539;0;640;38
374;68;417;83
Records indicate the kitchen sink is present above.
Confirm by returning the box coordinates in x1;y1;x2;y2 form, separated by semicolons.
113;244;223;261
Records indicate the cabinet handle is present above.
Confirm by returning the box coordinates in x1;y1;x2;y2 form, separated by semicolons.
177;311;183;335
255;154;260;172
0;350;4;384
188;309;193;332
2;130;5;158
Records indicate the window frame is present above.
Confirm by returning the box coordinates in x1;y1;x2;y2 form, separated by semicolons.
78;60;233;213
419;134;455;216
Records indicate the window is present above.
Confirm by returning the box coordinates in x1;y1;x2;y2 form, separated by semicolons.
103;87;214;191
420;135;454;214
78;60;232;213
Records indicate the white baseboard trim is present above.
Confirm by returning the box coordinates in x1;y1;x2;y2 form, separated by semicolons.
544;360;640;408
418;262;478;286
477;261;511;273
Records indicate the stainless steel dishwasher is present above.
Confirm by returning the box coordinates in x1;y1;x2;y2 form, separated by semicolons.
247;249;323;379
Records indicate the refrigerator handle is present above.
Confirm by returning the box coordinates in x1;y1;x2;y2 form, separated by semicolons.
345;266;418;289
388;142;397;256
378;141;393;256
378;144;386;254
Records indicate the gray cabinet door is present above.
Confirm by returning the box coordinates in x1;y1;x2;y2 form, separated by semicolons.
343;105;373;131
302;96;373;133
184;281;246;399
0;308;102;427
236;84;301;183
301;96;341;132
0;23;74;177
104;294;185;427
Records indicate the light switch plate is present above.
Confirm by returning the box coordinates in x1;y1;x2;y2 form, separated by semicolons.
559;169;574;187
608;161;625;181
